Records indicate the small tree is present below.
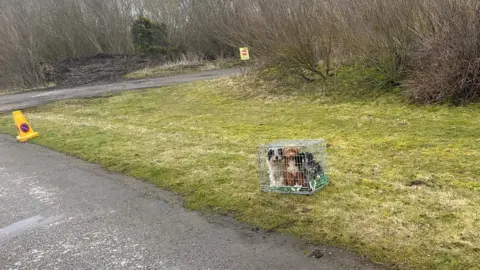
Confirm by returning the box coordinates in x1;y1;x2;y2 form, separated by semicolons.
131;16;169;54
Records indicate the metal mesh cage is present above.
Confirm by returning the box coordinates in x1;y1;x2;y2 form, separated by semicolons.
257;139;329;195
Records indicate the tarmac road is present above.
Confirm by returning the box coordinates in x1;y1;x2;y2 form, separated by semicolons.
0;68;241;113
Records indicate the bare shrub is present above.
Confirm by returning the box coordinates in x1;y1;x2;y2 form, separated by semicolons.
0;1;44;88
407;1;480;104
198;0;342;81
336;0;440;84
179;1;236;59
1;0;480;105
0;0;204;88
0;0;138;88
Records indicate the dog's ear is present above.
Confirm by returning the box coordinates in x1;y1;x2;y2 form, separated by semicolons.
267;149;274;160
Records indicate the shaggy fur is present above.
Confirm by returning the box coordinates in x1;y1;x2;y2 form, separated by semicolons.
283;147;304;187
267;148;284;187
299;152;324;183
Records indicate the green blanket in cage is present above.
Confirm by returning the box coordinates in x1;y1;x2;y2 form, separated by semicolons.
266;173;329;195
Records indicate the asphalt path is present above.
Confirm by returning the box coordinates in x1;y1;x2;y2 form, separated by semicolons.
0;68;241;113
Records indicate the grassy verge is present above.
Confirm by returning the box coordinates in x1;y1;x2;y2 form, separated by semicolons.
0;71;479;269
0;88;21;95
123;59;248;79
0;83;56;96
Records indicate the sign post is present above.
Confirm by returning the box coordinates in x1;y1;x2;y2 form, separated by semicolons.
239;47;250;61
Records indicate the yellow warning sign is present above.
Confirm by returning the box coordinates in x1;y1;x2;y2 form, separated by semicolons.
239;47;250;61
12;110;39;143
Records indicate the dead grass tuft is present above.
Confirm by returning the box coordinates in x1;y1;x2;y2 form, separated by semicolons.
124;57;245;79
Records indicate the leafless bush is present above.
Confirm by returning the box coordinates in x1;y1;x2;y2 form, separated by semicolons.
0;1;42;88
335;0;422;83
190;0;441;83
0;0;145;88
407;1;480;104
1;0;480;104
194;0;340;81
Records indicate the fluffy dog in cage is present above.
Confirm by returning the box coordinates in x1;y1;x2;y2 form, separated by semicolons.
267;148;284;187
299;152;324;183
283;147;305;187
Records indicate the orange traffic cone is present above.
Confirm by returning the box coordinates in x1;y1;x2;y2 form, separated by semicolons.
12;110;39;143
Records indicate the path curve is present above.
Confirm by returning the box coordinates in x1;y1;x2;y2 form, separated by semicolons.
0;68;241;113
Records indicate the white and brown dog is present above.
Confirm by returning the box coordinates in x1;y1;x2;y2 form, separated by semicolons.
283;147;304;187
267;148;284;187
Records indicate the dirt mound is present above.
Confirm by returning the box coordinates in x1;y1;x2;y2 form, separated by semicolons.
45;53;167;88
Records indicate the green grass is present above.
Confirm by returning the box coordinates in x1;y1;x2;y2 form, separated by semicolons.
124;59;247;79
1;71;479;269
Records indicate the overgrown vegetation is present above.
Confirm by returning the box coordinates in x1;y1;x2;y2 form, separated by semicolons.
1;77;479;269
131;16;169;53
1;0;480;104
406;7;480;105
123;58;245;80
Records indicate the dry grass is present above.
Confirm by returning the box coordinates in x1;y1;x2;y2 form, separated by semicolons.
0;89;12;95
123;58;241;79
124;56;249;79
0;83;56;96
0;75;479;269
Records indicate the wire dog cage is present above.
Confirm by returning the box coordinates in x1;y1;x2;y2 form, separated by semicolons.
257;139;329;195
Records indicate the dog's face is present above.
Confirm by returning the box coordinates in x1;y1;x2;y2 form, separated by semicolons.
295;152;305;166
267;148;283;163
302;152;315;163
283;147;301;159
298;152;315;169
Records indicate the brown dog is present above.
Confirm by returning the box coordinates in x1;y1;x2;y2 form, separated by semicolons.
283;147;304;186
